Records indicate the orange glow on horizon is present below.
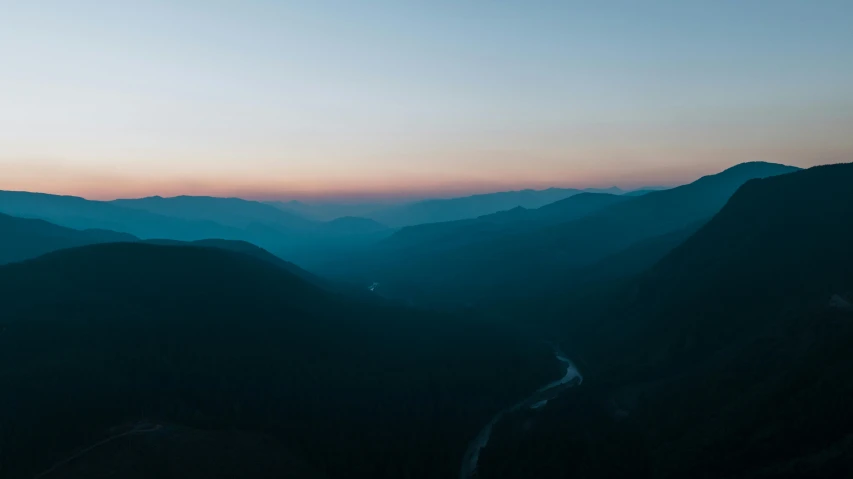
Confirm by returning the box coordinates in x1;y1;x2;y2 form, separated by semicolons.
2;146;848;202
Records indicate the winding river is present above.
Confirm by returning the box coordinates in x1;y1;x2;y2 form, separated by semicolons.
460;347;583;479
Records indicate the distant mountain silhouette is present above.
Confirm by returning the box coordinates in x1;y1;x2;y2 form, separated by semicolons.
0;191;393;266
317;216;388;235
269;188;629;226
505;192;631;223
513;161;801;268
363;188;589;227
0;210;331;290
332;162;800;305
581;186;625;195
0;190;247;241
0;212;137;265
0;242;557;479
266;200;393;222
111;195;393;248
478;162;853;478
112;195;315;230
623;186;669;196
379;193;631;255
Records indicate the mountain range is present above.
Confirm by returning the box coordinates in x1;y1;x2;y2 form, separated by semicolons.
358;187;625;227
320;162;799;306
0;242;557;479
478;162;853;478
0;191;392;265
0;186;657;268
0;212;137;265
3;160;851;479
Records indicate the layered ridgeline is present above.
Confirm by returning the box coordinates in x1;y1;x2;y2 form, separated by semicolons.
267;187;657;225
327;162;799;306
0;192;393;266
0;211;319;290
0;187;638;268
379;192;633;255
362;187;624;227
0;243;559;479
0;212;137;265
140;238;326;288
478;163;853;478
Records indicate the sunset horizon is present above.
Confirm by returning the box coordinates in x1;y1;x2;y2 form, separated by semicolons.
3;2;851;202
0;156;839;203
3;2;853;479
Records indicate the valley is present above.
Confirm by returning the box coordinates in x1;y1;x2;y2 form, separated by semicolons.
4;5;852;477
1;162;851;478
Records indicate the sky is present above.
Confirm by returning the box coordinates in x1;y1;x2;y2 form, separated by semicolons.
1;0;852;201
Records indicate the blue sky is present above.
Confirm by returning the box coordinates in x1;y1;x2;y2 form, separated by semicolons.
1;1;851;200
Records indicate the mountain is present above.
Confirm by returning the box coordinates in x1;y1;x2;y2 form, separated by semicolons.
0;209;326;287
582;186;624;195
363;188;586;227
317;216;388;235
0;242;558;479
478;162;853;478
0;211;327;288
332;162;800;306
623;187;668;196
0;190;246;241
516;192;632;222
476;192;631;225
576;220;707;285
141;238;324;287
379;193;631;255
266;200;393;222
112;195;315;230
0;191;393;266
269;188;630;227
109;196;393;268
0;212;137;265
113;195;392;237
504;162;800;269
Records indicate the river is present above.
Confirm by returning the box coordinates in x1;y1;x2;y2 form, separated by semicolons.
459;346;583;479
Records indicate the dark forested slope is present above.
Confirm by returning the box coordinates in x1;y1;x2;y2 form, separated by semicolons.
479;162;853;479
0;243;557;479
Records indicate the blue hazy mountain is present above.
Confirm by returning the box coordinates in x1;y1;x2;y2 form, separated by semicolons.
623;186;670;196
329;162;800;306
270;187;629;227
265;199;394;222
0;191;393;266
0;207;331;290
379;192;631;255
0;190;248;241
0;212;137;265
112;195;316;230
360;188;590;227
483;192;632;224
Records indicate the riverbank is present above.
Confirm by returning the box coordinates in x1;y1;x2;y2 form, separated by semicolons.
460;347;583;479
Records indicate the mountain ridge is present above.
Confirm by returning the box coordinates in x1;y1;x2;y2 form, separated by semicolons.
477;162;853;479
328;161;800;306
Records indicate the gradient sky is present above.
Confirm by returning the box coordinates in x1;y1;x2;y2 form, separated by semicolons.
1;1;852;201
